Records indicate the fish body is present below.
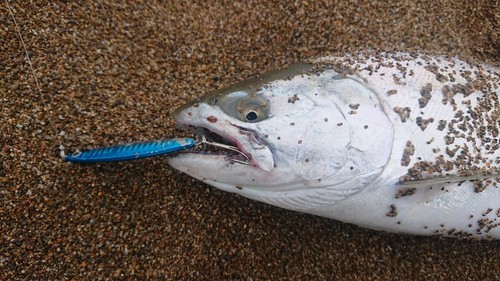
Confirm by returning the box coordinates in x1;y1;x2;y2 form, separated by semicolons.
168;53;500;239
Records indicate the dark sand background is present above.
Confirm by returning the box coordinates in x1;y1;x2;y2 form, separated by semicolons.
1;0;499;279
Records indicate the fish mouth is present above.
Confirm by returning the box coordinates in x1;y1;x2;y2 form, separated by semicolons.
173;117;274;172
180;125;253;165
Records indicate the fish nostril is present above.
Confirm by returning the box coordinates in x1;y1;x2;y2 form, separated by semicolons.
207;116;218;123
209;97;218;105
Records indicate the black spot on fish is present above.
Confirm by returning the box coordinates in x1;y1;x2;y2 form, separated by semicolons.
387;89;398;95
418;83;433;108
288;94;300;104
386;204;398;217
416;116;434;131
207;116;218;123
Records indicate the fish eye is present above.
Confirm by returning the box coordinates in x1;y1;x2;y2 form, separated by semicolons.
245;109;259;121
237;96;268;123
216;92;269;123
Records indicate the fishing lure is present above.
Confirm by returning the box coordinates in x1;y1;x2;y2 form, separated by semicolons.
62;136;248;164
63;138;197;163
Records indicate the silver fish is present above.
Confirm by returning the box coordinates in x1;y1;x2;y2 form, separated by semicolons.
168;53;500;239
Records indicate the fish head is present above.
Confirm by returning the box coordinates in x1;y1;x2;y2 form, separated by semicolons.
168;63;394;203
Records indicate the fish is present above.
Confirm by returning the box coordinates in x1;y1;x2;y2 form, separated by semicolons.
167;52;500;239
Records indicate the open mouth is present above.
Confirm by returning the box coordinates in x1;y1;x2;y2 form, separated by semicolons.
172;111;274;172
177;125;252;165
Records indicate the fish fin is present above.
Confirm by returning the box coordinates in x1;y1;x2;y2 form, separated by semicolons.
252;170;382;212
398;173;500;189
256;187;362;212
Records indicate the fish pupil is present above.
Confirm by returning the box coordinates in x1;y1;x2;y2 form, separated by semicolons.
245;111;258;121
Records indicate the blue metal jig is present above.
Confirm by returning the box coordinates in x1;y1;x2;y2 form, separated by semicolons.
63;138;196;163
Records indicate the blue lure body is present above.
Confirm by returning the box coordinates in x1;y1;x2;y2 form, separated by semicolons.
64;138;196;163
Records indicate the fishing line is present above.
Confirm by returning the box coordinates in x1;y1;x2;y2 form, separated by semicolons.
5;0;46;108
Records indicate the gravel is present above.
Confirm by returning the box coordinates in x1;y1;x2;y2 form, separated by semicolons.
1;0;499;279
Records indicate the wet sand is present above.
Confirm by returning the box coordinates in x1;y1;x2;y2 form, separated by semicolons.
1;0;499;279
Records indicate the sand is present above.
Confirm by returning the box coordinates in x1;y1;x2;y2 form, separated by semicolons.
1;0;499;279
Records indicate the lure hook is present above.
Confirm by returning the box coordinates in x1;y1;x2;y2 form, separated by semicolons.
198;136;250;165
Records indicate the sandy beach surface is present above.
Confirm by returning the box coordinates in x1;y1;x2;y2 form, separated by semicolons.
1;0;499;279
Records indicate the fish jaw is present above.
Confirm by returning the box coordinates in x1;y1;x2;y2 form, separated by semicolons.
167;152;283;194
170;103;274;172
